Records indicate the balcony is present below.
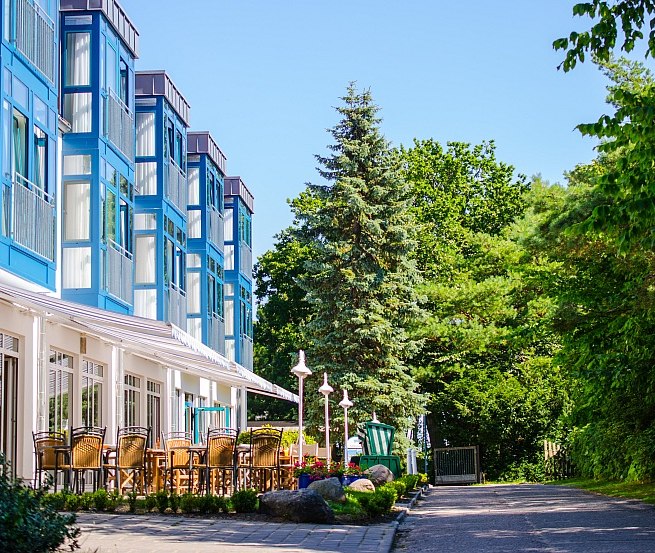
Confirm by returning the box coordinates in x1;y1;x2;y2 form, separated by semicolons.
106;239;133;305
106;92;135;162
208;207;223;250
167;281;187;328
239;241;252;278
2;175;55;261
166;159;187;213
15;0;56;84
209;313;225;353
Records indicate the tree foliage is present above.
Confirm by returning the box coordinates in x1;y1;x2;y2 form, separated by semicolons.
554;1;655;71
292;84;426;437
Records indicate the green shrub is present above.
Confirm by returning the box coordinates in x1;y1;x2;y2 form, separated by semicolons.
417;473;429;485
79;492;94;511
144;494;157;512
180;493;197;514
386;480;407;498
399;474;419;490
169;492;181;513
155;490;169;513
41;491;67;512
214;495;230;513
358;484;397;516
65;493;81;511
231;488;258;513
0;457;80;552
91;489;109;511
126;491;138;513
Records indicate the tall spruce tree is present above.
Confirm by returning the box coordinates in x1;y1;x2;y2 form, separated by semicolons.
291;84;425;440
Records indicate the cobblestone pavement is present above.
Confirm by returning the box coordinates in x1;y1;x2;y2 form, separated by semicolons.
394;484;655;553
75;512;397;553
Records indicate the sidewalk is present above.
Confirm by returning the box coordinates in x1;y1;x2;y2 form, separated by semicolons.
75;512;398;553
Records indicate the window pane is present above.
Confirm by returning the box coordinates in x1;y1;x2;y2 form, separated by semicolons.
65;32;91;86
63;155;91;175
106;189;116;242
187;271;200;314
188;167;199;205
135;235;156;284
224;209;233;242
135;213;156;230
134;288;157;319
225;299;234;335
136;162;157;195
64;93;92;133
12;109;27;179
33;126;47;190
64;181;90;241
136;112;155;157
63;247;91;288
188;209;201;239
224;245;234;271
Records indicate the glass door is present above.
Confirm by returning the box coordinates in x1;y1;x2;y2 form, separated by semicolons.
0;354;18;474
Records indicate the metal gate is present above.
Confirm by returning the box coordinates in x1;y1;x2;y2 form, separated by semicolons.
434;445;480;484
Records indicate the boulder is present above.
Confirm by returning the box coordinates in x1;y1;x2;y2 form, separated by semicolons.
308;477;346;503
347;478;375;493
259;489;335;523
366;464;394;486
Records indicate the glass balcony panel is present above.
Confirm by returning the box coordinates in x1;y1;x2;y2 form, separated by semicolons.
167;281;187;328
11;174;55;261
210;314;225;353
239;242;252;277
106;92;135;161
165;159;187;212
107;239;133;305
15;0;56;83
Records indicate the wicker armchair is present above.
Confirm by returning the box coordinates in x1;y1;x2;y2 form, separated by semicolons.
201;428;237;496
162;431;193;493
239;428;282;492
66;426;106;493
32;431;67;490
106;426;150;495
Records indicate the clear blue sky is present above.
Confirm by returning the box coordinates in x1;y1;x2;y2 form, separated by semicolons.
121;0;638;261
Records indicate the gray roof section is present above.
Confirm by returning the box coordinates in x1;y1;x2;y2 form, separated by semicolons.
135;71;191;126
60;0;139;58
225;176;254;214
188;132;227;176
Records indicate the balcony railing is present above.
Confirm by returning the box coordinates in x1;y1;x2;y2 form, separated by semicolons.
15;0;56;84
210;314;225;354
239;241;252;278
240;335;253;371
167;281;187;328
106;92;135;162
6;174;55;261
106;239;133;305
166;160;187;212
208;207;223;250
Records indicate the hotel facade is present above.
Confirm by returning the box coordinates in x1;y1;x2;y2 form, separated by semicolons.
0;0;294;481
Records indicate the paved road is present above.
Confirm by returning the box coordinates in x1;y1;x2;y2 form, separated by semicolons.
75;512;396;553
394;484;655;553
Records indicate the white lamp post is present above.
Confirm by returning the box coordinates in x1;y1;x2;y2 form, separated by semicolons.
318;372;334;466
291;350;312;460
339;389;353;466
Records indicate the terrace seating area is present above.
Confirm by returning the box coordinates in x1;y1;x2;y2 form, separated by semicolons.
33;426;332;497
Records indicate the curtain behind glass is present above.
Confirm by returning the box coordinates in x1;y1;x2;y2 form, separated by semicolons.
135;235;155;283
64;181;90;240
136;112;155;157
12;110;27;179
33;126;47;190
65;32;91;86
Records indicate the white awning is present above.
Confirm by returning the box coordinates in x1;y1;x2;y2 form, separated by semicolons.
0;283;297;403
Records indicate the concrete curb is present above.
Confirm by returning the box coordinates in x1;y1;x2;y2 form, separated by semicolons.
381;485;429;552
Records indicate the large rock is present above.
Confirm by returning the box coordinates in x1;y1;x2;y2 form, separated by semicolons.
347;478;375;493
308;477;346;503
366;464;394;486
259;489;335;523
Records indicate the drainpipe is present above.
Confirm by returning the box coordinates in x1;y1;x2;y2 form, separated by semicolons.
36;316;47;431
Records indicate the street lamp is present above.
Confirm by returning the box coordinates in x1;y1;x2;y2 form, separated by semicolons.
318;372;333;466
291;350;312;459
339;389;353;466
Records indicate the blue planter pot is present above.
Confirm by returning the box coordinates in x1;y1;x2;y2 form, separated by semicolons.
298;473;311;489
342;475;361;486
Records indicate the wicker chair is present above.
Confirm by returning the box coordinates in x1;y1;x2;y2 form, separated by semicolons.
66;426;106;493
201;428;237;496
106;426;150;495
162;431;194;493
239;428;282;492
32;431;67;490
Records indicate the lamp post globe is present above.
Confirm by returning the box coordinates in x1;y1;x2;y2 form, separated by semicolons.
291;350;312;459
318;372;334;465
339;389;353;466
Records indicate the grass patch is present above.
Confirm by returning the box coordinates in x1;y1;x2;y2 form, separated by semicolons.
549;478;655;504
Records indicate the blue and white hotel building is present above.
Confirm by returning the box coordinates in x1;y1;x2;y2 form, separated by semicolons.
0;0;294;482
